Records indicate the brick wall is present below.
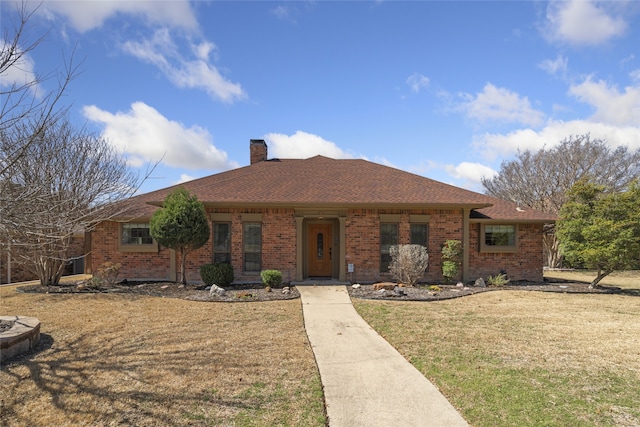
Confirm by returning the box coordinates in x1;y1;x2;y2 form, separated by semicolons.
468;223;544;282
90;207;545;284
91;221;174;281
344;208;464;283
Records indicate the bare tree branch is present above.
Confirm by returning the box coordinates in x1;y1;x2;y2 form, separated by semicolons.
482;134;640;267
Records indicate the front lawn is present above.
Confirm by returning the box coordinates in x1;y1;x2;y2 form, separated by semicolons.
0;286;325;426
354;290;640;426
544;269;640;290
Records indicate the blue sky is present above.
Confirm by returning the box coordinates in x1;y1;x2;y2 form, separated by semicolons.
2;0;639;194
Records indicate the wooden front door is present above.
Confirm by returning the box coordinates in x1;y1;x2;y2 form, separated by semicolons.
308;223;333;277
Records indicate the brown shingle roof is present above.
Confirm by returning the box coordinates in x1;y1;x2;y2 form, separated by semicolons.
121;156;554;222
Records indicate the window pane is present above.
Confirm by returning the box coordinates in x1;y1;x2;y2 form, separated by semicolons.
485;225;515;246
380;223;398;252
122;223;153;245
243;222;261;271
410;224;428;247
380;253;392;272
244;253;261;272
243;223;261;252
213;253;231;264
213;223;231;252
380;223;398;272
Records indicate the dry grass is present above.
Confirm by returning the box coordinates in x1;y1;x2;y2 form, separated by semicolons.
545;269;640;289
0;286;325;426
354;290;640;426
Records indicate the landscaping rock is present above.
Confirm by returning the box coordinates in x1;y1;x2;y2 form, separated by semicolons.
282;287;291;294
209;284;226;296
393;286;406;296
475;278;486;288
373;282;396;291
352;283;361;289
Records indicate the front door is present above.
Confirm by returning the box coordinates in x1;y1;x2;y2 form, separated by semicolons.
308;223;332;277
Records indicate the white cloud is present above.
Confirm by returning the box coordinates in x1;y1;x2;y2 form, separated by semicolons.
538;55;568;76
176;174;197;185
83;101;239;171
543;0;627;46
460;83;546;127
122;29;246;103
0;42;41;97
473;120;640;160
41;0;198;33
406;73;430;93
569;78;640;126
631;69;640;83
264;131;357;159
446;162;498;186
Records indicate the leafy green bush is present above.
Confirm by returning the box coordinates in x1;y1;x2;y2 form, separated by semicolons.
442;261;458;283
487;273;510;287
441;240;462;283
260;270;283;288
200;263;234;287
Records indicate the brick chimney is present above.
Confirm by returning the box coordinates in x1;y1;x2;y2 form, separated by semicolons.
250;139;268;164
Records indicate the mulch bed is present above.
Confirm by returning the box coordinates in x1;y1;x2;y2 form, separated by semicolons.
15;281;300;302
14;279;623;302
348;281;622;301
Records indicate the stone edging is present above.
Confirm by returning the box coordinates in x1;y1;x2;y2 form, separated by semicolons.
0;316;41;363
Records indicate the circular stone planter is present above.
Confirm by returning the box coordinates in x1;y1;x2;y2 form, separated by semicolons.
0;316;41;363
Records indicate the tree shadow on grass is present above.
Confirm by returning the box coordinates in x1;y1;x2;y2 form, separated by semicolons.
0;331;269;426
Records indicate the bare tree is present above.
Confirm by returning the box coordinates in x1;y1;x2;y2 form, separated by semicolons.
482;135;640;267
1;3;153;285
1;2;77;176
2;115;143;285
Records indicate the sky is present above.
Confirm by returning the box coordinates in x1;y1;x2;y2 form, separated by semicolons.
2;0;639;195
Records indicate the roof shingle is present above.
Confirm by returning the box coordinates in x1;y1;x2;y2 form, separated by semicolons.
121;156;555;222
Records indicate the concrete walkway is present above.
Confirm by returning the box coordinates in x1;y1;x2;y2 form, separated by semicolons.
298;285;469;427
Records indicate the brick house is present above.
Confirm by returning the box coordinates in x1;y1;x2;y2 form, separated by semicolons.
88;140;555;284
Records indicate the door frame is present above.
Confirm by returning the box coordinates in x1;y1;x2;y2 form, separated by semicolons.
295;211;346;281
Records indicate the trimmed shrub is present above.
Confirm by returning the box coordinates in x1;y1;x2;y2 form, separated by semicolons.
260;270;283;288
200;263;234;287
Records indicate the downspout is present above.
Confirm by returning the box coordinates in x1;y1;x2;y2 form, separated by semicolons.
462;208;470;283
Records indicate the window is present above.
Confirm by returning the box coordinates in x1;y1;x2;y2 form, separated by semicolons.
410;223;428;248
380;223;398;272
481;224;517;252
213;222;231;264
119;222;157;252
121;223;154;245
243;222;262;272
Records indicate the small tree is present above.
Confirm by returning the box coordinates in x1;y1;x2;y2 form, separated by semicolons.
389;244;429;286
150;188;210;285
556;179;640;288
441;239;462;283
